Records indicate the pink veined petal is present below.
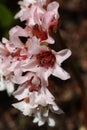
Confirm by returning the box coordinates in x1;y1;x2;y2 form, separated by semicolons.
47;1;59;13
42;11;56;31
9;26;28;38
11;72;34;84
21;58;38;72
34;5;45;25
56;49;72;65
9;26;28;48
2;38;16;53
39;2;59;42
35;87;55;106
28;36;49;55
11;75;28;84
36;67;52;87
14;68;22;76
21;4;38;25
14;9;26;19
37;0;46;6
18;0;36;8
28;37;41;55
2;37;8;43
7;61;20;72
52;63;70;80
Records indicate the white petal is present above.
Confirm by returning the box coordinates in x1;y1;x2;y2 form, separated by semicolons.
2;37;8;43
0;83;5;91
12;101;26;112
53;64;70;80
0;75;5;91
6;81;14;95
11;75;28;84
43;35;54;44
35;87;55;106
47;2;59;12
56;49;71;65
43;109;49;117
37;67;52;87
33;116;39;123
50;104;64;114
38;120;45;126
53;104;59;111
12;101;32;116
33;111;45;126
21;58;37;72
48;117;55;127
13;87;29;100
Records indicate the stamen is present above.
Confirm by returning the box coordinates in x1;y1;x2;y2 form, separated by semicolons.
24;97;30;103
37;51;56;68
29;76;41;92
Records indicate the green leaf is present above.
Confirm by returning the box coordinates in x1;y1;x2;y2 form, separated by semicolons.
0;4;14;28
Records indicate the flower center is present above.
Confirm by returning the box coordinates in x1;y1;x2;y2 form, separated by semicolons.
33;24;47;41
37;51;56;68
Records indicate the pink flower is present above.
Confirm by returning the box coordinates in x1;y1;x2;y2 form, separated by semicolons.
21;37;71;86
11;72;41;92
15;1;59;44
2;26;29;52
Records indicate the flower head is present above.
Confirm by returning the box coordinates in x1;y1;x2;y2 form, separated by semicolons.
0;0;71;127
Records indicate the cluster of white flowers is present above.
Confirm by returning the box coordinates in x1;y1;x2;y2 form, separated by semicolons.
0;0;71;127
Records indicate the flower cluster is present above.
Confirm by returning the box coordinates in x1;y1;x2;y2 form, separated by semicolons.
0;0;71;127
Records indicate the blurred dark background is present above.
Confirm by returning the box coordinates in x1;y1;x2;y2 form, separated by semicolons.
0;0;87;130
